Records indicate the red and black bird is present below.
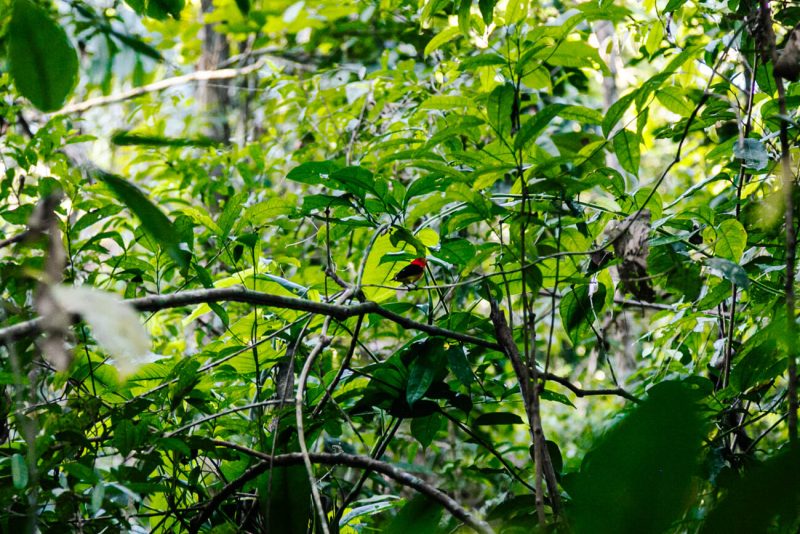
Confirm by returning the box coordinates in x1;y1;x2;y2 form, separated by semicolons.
392;258;427;285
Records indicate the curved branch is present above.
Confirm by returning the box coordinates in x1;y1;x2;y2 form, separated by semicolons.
190;440;494;534
0;287;501;350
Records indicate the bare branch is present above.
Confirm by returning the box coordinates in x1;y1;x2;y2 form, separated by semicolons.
189;440;494;534
53;60;266;116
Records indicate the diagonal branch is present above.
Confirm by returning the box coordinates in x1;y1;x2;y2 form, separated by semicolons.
189;440;494;534
53;60;267;116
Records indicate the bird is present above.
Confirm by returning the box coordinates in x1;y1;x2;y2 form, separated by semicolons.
392;258;427;286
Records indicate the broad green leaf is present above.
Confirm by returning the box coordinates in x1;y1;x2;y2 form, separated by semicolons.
613;130;640;175
503;0;528;24
479;0;496;24
286;161;339;185
644;22;664;57
568;381;705;534
559;284;606;344
234;0;250;15
8;0;78;112
420;95;476;110
458;0;471;35
701;449;800;533
733;138;768;170
656;87;694;116
97;171;190;272
411;412;444;448
542;40;609;75
711;219;747;262
11;454;28;489
487;83;515;137
541;389;575;408
474;412;524;425
514;104;567;150
424;26;461;56
665;0;688;11
603;90;638;136
459;53;506;71
265;464;312;534
406;344;447;406
447;345;473;386
385;495;443;534
705;257;750;288
559;105;604;125
125;0;184;19
218;192;247;238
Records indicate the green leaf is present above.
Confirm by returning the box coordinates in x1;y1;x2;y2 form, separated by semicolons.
559;105;604;125
702;448;800;533
542;40;609;75
424;26;461;56
386;495;444;534
712;219;747;262
656;87;694;116
613;130;640;175
664;0;687;11
559;284;606;344
110;130;218;147
644;22;664;57
568;381;705;534
474;412;524;425
11;453;28;489
96;171;190;272
603;90;638;136
733;138;768;170
446;345;473;386
287;161;340;185
479;0;496;24
458;0;471;35
540;389;575;408
124;0;184;19
406;345;447;406
411;412;444;448
218;192;247;238
234;0;250;15
8;0;79;112
265;464;312;534
514;104;567;150
705;257;750;288
487;83;516;138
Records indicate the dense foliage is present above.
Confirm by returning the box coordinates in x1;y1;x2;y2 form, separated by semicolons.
1;0;800;532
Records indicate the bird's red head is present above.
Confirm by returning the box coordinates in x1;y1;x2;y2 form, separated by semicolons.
411;258;427;268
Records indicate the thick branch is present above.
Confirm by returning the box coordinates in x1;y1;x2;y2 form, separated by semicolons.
0;287;500;350
190;440;493;534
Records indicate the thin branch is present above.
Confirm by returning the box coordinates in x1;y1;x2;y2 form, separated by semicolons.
190;441;494;534
296;327;333;534
542;372;640;403
53;60;267;116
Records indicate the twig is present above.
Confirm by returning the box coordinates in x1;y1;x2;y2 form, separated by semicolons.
191;441;494;534
542;372;640;403
52;60;266;116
